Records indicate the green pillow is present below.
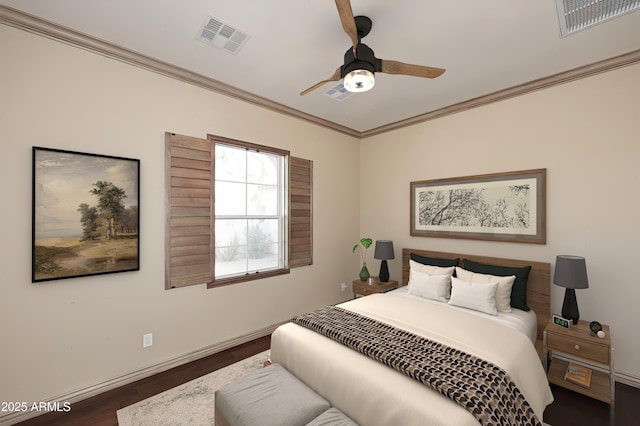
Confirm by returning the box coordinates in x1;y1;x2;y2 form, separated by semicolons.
462;259;532;311
410;253;460;268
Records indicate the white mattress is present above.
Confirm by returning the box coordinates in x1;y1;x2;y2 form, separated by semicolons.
270;292;553;426
390;286;539;344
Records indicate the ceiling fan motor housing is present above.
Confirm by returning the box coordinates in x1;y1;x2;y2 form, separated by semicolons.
341;43;382;77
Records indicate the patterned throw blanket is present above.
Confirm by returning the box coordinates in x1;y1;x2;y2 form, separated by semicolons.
291;306;541;426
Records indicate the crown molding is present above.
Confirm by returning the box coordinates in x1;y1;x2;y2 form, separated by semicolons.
0;5;361;139
2;5;639;140
362;48;640;138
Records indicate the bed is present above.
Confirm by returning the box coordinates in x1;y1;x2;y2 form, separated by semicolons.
270;249;554;425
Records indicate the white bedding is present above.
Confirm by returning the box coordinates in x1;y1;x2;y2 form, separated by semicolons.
270;292;553;426
391;286;539;344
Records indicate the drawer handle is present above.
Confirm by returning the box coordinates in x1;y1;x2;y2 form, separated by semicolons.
574;344;580;350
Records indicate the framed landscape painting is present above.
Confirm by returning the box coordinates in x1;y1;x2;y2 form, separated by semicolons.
32;147;140;282
410;169;546;244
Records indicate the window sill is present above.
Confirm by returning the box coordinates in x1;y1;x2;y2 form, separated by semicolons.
207;268;290;288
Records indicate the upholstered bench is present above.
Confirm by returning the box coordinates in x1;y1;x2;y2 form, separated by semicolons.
216;363;357;426
307;407;358;425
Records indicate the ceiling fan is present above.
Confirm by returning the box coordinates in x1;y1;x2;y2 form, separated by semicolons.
300;0;446;96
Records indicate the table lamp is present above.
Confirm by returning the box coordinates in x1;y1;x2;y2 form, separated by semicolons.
374;240;394;282
553;255;589;324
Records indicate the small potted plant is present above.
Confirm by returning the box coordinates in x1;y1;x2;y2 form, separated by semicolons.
352;237;373;281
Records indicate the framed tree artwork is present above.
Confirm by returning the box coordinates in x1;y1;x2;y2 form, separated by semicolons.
410;169;546;244
32;147;140;282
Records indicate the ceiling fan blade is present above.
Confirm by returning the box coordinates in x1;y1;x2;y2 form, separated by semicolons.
380;60;446;79
335;0;358;53
300;67;342;96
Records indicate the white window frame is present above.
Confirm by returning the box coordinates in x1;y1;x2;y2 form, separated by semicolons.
211;137;290;286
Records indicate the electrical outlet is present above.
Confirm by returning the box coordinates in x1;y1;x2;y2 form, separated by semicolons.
143;333;153;348
340;283;347;292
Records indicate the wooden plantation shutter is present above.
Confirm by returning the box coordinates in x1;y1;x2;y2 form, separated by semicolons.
165;132;214;289
289;157;313;267
166;132;312;289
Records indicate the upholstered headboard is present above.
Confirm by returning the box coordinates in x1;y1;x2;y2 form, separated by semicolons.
401;248;550;353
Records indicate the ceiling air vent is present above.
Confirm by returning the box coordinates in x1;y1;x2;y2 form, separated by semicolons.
196;15;249;54
324;82;354;101
556;0;640;36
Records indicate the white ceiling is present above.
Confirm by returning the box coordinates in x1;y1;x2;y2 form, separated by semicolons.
2;0;640;136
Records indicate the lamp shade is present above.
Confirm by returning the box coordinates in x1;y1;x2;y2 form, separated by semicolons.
374;240;394;260
554;255;589;289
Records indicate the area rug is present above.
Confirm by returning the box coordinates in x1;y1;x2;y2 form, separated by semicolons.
117;350;269;426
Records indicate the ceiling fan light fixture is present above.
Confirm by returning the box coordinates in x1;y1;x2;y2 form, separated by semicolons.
343;69;375;92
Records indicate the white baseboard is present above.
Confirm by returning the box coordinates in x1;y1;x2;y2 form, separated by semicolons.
0;322;281;426
615;371;640;388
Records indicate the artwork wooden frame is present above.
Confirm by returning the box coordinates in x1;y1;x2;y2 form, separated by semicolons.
410;169;546;244
32;147;140;282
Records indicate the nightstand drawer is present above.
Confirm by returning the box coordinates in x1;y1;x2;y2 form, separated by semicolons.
353;282;372;295
547;332;609;364
352;279;397;297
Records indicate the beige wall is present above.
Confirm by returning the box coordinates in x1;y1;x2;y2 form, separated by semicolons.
2;19;639;412
360;62;640;381
0;24;361;406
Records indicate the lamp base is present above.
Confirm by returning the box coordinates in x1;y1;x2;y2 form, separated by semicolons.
379;260;389;282
562;288;580;324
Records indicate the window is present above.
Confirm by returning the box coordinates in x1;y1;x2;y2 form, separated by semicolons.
214;141;288;281
165;132;312;290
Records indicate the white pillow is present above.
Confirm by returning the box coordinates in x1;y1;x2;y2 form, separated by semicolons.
455;267;515;313
448;276;499;315
408;269;450;302
409;260;455;277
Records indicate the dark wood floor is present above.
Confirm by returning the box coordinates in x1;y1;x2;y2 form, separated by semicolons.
15;335;639;426
544;381;639;426
15;336;271;426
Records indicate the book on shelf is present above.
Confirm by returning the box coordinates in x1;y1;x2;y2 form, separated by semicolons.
564;362;592;388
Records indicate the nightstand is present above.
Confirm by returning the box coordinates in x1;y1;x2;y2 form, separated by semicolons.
352;279;398;298
543;319;614;407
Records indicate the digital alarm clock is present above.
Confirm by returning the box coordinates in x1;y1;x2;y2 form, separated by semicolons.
552;314;572;329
